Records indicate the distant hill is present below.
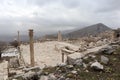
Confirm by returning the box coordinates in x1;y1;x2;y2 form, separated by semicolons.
64;23;112;38
0;23;112;42
0;35;38;42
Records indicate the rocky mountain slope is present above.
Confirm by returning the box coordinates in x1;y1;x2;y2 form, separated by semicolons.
64;23;112;38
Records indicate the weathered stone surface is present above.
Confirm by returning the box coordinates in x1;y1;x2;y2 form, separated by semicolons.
9;70;38;80
99;46;114;54
23;66;40;72
9;57;20;68
40;76;49;80
67;45;107;65
2;48;19;57
22;71;36;79
58;76;65;80
74;59;83;66
88;54;96;58
48;73;57;80
12;74;24;79
12;70;41;80
66;65;74;69
56;42;80;51
82;63;87;68
12;79;17;80
65;78;70;80
101;56;109;64
89;42;95;48
61;48;75;54
0;60;8;80
71;70;77;74
96;40;103;46
57;63;66;67
91;61;104;70
67;52;84;65
83;45;108;55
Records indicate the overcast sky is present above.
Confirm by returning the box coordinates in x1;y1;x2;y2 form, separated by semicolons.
0;0;120;35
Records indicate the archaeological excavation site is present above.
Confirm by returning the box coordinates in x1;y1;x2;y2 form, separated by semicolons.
1;0;120;80
0;24;120;80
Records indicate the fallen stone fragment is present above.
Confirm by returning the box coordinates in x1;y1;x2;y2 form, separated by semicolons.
58;76;65;80
67;45;107;65
12;79;17;80
56;42;80;51
22;71;37;79
99;46;114;54
61;48;75;54
67;52;85;65
89;42;95;48
74;59;83;66
40;75;49;80
48;73;57;80
91;61;104;71
12;74;24;80
66;65;74;69
57;63;66;67
71;70;77;74
96;40;105;46
82;63;87;68
85;70;89;72
101;56;109;64
23;66;40;72
89;54;96;58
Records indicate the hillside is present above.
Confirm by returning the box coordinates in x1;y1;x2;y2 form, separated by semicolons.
64;23;112;38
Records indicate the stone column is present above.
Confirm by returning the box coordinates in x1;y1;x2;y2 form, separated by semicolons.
17;31;20;46
58;31;62;41
29;29;35;67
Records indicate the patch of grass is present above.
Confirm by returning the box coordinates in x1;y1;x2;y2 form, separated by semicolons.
42;67;56;75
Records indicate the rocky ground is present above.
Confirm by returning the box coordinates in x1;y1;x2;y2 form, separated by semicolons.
8;41;120;80
37;43;120;80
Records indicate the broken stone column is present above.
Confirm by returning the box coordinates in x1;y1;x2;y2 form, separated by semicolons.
17;31;22;61
61;51;64;63
29;29;35;67
58;31;62;41
17;31;20;46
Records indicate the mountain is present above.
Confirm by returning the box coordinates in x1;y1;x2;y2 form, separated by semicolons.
64;23;112;38
0;23;112;42
0;35;38;42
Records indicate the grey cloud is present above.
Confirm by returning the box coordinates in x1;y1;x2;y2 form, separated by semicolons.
26;0;57;6
96;0;120;12
27;0;81;8
0;0;120;37
0;15;87;35
61;0;81;8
